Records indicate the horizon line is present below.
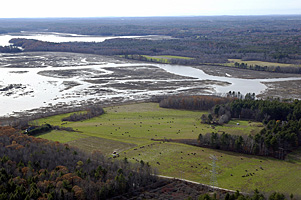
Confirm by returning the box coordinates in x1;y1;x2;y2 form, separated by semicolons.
0;14;300;19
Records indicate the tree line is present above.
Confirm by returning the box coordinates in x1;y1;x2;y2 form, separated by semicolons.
0;126;157;199
198;119;300;159
198;189;292;200
159;95;235;111
61;105;104;122
4;104;104;129
0;46;22;53
198;94;301;159
9;35;300;67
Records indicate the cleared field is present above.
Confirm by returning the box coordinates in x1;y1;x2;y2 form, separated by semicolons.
228;59;299;67
37;130;88;143
36;103;261;146
120;142;301;195
34;103;301;196
151;55;194;60
67;136;137;155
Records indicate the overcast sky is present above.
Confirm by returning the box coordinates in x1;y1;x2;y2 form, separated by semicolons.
1;0;300;18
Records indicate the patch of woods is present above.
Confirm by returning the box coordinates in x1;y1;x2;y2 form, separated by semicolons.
24;124;76;136
0;126;157;200
24;123;52;136
61;105;104;122
159;95;235;111
0;45;21;53
159;94;301;159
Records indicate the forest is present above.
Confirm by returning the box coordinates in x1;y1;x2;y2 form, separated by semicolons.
0;16;299;71
0;126;157;200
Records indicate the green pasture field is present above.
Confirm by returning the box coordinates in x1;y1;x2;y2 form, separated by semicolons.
227;59;300;68
151;55;194;60
35;103;301;196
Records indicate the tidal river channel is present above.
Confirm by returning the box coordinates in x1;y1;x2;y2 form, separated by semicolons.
1;51;301;117
0;32;301;117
